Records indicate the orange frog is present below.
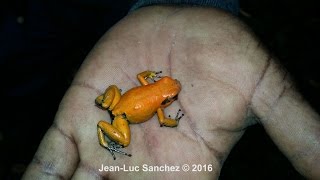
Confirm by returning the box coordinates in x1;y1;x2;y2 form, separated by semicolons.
96;70;184;160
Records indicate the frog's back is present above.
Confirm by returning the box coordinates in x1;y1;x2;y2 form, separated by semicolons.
112;84;164;123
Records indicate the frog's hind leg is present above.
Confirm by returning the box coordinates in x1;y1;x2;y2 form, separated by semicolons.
97;115;131;160
95;85;121;110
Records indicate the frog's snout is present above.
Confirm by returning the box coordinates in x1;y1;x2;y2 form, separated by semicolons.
175;79;181;87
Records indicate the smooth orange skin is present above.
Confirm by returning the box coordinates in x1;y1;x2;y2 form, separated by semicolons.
112;76;181;123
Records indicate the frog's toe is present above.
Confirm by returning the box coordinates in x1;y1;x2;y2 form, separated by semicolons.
154;71;163;79
106;144;132;160
175;109;184;121
109;141;123;149
106;147;117;160
148;71;163;82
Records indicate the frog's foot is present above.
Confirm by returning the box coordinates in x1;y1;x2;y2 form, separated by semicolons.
108;141;124;149
138;70;163;85
106;142;132;160
154;71;163;78
157;108;184;127
169;109;184;122
149;71;162;82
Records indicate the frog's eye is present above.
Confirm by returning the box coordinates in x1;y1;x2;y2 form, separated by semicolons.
161;95;178;106
161;98;171;105
171;95;178;101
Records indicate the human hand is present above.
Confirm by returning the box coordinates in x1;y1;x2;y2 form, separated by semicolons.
23;6;320;179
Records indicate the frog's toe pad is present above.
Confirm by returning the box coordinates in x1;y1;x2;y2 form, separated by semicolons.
106;145;132;160
175;109;184;121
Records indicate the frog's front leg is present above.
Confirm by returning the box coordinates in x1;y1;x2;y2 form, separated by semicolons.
97;115;131;160
156;108;184;127
137;70;162;85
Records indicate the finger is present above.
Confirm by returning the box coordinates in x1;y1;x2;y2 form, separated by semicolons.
22;123;79;179
251;59;320;178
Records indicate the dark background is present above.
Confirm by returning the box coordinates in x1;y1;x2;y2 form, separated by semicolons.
1;0;319;179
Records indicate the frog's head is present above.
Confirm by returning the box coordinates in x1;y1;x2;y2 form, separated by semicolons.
159;76;181;108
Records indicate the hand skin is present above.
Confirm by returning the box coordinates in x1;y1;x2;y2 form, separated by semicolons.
22;6;320;180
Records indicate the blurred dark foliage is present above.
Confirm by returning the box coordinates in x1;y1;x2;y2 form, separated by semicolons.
0;0;319;179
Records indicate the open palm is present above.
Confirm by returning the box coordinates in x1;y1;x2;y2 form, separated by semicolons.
23;6;319;180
